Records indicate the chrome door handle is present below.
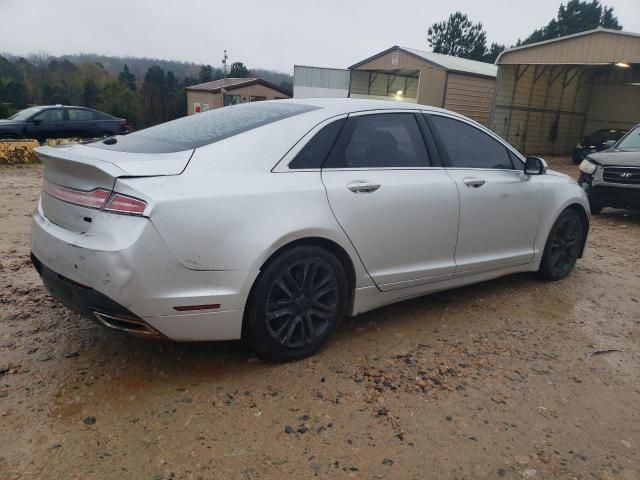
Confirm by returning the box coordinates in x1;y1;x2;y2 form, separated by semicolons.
463;178;486;188
347;181;381;194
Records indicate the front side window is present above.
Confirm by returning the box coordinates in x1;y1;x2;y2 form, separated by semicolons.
34;109;64;122
325;113;429;168
429;115;514;170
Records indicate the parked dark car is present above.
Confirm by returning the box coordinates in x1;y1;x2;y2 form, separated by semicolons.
578;124;640;214
572;128;627;164
0;105;128;141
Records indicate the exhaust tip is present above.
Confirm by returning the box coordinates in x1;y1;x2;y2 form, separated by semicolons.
92;311;161;338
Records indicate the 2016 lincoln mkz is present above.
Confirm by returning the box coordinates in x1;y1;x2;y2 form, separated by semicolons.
31;99;590;361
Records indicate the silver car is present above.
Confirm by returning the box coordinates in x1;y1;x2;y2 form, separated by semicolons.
31;99;590;361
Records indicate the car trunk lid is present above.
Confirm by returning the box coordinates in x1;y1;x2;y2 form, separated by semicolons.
35;144;192;232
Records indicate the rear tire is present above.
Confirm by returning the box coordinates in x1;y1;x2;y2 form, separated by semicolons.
539;209;583;281
245;246;348;362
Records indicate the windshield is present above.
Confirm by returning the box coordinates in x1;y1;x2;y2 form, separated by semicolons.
90;101;319;154
585;129;625;144
616;126;640;151
8;107;42;122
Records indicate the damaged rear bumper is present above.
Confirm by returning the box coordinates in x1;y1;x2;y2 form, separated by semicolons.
30;199;257;341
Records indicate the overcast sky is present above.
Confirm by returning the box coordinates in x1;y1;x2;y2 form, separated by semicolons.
1;0;639;73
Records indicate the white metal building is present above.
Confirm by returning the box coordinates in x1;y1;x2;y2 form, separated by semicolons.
293;66;350;99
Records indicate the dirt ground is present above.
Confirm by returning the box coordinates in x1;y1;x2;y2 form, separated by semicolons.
1;158;638;480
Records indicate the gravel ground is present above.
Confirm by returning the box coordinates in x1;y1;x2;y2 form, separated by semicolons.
1;158;639;479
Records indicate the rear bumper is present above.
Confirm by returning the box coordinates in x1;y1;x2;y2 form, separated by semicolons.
30;199;257;341
31;253;162;337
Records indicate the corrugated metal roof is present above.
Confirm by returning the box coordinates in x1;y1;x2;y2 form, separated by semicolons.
186;78;259;92
495;27;640;65
399;47;498;77
186;77;292;96
349;46;497;78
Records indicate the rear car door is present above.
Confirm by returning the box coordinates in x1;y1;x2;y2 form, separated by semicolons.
425;113;543;275
66;108;95;138
321;111;460;291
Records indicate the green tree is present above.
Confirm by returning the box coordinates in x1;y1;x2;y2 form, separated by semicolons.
140;65;167;126
199;64;214;83
82;78;99;108
165;70;180;121
99;80;140;127
482;42;506;63
519;0;622;45
118;64;137;91
230;62;249;78
427;12;487;61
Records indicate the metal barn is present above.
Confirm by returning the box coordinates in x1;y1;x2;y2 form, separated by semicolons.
348;46;498;126
491;28;640;155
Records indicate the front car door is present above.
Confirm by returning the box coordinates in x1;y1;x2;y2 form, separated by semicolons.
26;108;66;140
321;111;460;291
425;113;543;275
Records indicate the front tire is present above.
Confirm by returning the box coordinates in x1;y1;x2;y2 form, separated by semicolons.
539;209;583;281
588;197;603;215
245;246;348;361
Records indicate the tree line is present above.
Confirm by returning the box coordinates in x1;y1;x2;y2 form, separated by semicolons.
0;54;291;128
427;0;622;63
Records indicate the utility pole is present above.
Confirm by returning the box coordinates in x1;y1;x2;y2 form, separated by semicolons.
222;50;228;79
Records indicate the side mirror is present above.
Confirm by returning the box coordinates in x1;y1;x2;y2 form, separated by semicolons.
524;156;548;175
32;118;41;126
603;139;616;149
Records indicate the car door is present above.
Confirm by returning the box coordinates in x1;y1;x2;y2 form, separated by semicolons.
66;108;95;138
321;111;460;291
425;113;543;275
27;108;66;140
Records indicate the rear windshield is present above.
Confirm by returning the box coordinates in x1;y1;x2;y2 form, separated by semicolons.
90;102;318;153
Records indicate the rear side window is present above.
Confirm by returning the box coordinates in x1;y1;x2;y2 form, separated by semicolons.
91;102;319;153
429;115;514;170
325;113;429;168
68;109;94;121
289;118;345;169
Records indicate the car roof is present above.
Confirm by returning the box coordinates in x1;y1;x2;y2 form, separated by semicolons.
28;105;93;110
275;97;455;117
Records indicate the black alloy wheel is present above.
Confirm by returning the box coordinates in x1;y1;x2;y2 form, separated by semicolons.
539;209;583;281
245;246;348;361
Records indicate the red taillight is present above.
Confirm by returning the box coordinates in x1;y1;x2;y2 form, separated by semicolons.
104;193;147;215
43;179;110;209
120;120;127;131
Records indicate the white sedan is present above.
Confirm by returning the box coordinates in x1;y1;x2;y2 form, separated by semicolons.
30;99;590;361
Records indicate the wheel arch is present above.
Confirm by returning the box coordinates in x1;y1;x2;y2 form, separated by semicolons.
565;203;590;258
241;236;358;339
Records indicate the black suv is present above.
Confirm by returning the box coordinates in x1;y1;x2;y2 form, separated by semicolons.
572;128;627;164
0;105;128;141
578;124;640;214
